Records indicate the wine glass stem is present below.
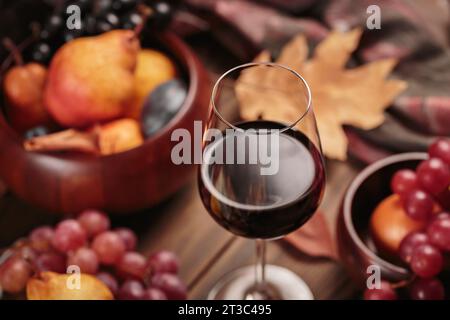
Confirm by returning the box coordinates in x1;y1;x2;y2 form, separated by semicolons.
255;239;266;288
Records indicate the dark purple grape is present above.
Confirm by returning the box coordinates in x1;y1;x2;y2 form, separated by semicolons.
62;28;85;42
121;12;143;30
47;15;64;30
151;1;173;28
94;21;113;33
39;30;52;41
112;0;137;13
31;42;52;63
104;12;120;26
24;126;50;139
73;0;92;11
95;13;120;33
94;0;114;16
40;15;64;40
141;79;187;137
84;16;98;35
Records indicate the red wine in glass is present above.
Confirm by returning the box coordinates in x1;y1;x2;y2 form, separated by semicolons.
199;120;325;239
200;62;324;300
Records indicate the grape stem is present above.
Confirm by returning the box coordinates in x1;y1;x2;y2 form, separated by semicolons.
30;21;42;41
134;4;154;37
2;38;24;66
390;275;416;289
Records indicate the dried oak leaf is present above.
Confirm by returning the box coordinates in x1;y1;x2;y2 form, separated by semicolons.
284;211;338;260
237;28;407;160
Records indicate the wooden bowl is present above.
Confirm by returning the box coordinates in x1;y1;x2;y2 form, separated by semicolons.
336;153;428;286
0;32;210;215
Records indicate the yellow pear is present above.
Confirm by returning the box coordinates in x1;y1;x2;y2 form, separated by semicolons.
3;62;51;132
127;49;176;119
44;30;140;128
97;118;144;155
27;272;113;300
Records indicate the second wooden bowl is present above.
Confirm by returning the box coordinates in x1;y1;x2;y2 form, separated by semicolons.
337;153;428;286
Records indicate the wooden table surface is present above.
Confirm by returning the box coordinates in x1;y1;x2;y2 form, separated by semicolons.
0;158;363;299
0;35;367;300
139;159;362;300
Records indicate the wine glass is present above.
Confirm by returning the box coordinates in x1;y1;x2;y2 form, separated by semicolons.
198;62;325;300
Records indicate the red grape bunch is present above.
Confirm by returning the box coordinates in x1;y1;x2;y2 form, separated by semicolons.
0;209;186;300
365;138;450;300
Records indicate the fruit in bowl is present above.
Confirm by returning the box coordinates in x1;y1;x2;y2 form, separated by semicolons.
128;48;177;119
369;194;429;258
0;2;210;214
338;138;450;300
2;50;51;132
367;139;450;300
44;30;140;128
7;1;183;142
0;209;187;300
16;27;183;154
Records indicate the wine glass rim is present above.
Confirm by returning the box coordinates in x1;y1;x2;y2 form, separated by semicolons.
210;62;312;133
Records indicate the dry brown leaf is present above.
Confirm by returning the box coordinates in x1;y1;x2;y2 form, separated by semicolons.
237;28;407;160
24;129;99;154
284;211;337;260
23;119;143;155
97;119;144;155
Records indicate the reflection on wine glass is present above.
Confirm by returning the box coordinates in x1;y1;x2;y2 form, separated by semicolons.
198;62;325;300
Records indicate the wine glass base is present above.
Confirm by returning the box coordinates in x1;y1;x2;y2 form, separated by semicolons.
207;265;314;300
